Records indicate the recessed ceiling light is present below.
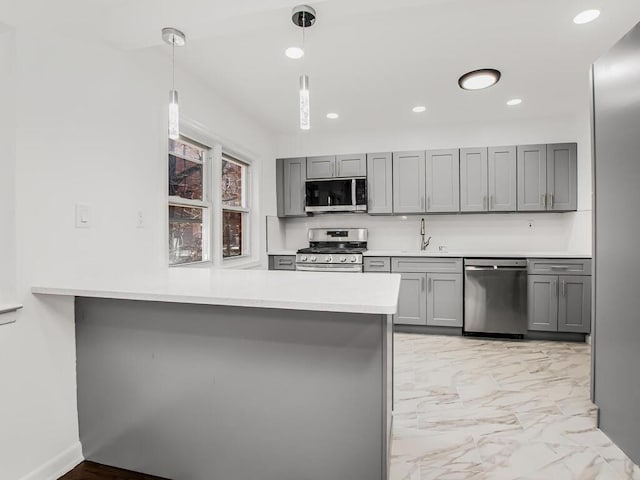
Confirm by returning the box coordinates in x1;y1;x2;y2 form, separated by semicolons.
458;69;502;90
412;105;427;113
507;98;522;106
285;47;304;59
573;9;600;25
326;113;339;119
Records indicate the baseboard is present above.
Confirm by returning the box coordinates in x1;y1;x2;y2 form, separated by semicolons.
18;442;83;480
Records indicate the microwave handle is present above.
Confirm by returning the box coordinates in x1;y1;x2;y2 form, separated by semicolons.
352;178;356;206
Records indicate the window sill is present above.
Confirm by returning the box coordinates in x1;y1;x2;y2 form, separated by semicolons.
222;256;261;270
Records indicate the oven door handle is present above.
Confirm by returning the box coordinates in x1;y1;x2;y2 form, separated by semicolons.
295;265;363;273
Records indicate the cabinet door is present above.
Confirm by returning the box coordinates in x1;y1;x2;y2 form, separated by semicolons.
392;151;426;214
558;275;591;333
367;152;393;215
517;144;547;211
306;155;336;179
282;158;307;217
547;143;578;211
460;148;488;212
336;153;367;177
488;146;517;212
395;273;427;325
528;275;558;331
426;149;460;213
427;273;463;327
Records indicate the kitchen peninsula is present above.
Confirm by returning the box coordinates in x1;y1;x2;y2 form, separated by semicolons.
32;269;400;480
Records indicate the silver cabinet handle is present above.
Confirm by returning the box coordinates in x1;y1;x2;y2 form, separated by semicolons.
421;277;425;291
331;163;335;177
428;277;432;292
562;280;566;297
550;265;570;270
549;193;554;209
337;162;340;177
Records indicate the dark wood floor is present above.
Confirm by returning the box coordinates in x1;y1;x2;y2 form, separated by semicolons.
59;461;170;480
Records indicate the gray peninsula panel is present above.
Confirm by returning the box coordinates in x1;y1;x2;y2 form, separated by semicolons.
76;298;391;480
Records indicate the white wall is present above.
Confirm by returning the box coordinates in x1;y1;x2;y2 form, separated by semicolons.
0;24;276;480
275;112;592;254
0;28;16;304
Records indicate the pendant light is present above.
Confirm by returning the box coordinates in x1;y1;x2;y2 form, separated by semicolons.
291;5;316;130
162;27;186;140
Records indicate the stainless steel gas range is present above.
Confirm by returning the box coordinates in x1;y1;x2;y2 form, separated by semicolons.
296;228;367;273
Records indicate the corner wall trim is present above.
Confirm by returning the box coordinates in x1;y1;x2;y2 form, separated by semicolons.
17;442;83;480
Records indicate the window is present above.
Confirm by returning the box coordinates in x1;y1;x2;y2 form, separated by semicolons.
221;155;250;259
168;137;211;265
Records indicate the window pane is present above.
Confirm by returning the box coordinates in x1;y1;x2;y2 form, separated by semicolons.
169;138;205;162
222;158;245;208
169;155;203;200
222;210;243;258
169;205;205;265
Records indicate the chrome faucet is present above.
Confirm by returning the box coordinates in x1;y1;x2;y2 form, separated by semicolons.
420;218;431;251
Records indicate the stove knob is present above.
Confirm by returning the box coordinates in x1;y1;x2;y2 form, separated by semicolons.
350;256;357;263
301;256;308;262
340;256;347;263
310;256;317;262
326;255;333;263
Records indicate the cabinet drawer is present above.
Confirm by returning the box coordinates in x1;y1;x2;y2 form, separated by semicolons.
528;259;591;276
364;257;391;272
392;257;463;273
270;255;296;271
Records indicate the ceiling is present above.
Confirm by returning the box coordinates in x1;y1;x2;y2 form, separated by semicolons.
3;0;640;135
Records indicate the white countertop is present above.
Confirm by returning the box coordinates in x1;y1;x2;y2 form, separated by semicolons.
31;269;401;315
268;250;591;259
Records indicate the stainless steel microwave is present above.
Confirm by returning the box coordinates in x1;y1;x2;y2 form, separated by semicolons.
305;177;367;213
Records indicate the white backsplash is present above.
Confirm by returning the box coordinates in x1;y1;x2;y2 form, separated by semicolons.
279;210;592;254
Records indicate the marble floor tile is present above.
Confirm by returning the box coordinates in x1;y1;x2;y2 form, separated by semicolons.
390;334;639;480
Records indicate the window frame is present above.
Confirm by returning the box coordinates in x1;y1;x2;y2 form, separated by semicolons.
221;154;251;261
167;135;213;267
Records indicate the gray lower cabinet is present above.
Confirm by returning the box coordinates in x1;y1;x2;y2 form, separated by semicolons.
488;146;517;211
426;273;463;327
363;257;391;272
336;153;367;177
367;152;393;215
396;273;427;325
547;143;578;211
558;275;591;333
277;158;307;217
307;155;336;179
268;255;296;270
528;275;559;331
460;148;488;212
393;151;426;214
528;273;591;333
517;144;548;211
426;149;460;213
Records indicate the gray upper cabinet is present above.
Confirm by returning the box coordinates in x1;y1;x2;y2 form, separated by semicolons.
367;152;393;215
488;146;517;211
336;153;367;177
426;273;463;327
393;151;426;214
277;157;307;217
426;149;460;213
547;143;578;211
517;144;547;211
396;273;427;325
306;155;336;179
558;275;591;333
460;148;488;212
528;274;558;331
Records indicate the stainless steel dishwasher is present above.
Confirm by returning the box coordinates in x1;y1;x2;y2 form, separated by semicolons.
464;259;528;337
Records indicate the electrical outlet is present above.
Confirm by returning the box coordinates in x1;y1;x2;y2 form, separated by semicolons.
75;204;91;228
137;210;145;228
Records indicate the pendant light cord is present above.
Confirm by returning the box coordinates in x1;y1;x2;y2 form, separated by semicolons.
172;37;175;90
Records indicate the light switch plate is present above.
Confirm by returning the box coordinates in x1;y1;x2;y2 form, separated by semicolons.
76;204;91;228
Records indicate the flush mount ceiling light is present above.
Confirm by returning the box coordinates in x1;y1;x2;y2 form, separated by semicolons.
507;98;522;106
573;9;601;24
458;69;501;91
326;113;339;119
285;46;304;59
412;105;427;113
162;27;186;140
291;5;316;130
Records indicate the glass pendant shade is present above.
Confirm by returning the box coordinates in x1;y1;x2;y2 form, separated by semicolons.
169;89;180;140
299;75;310;130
